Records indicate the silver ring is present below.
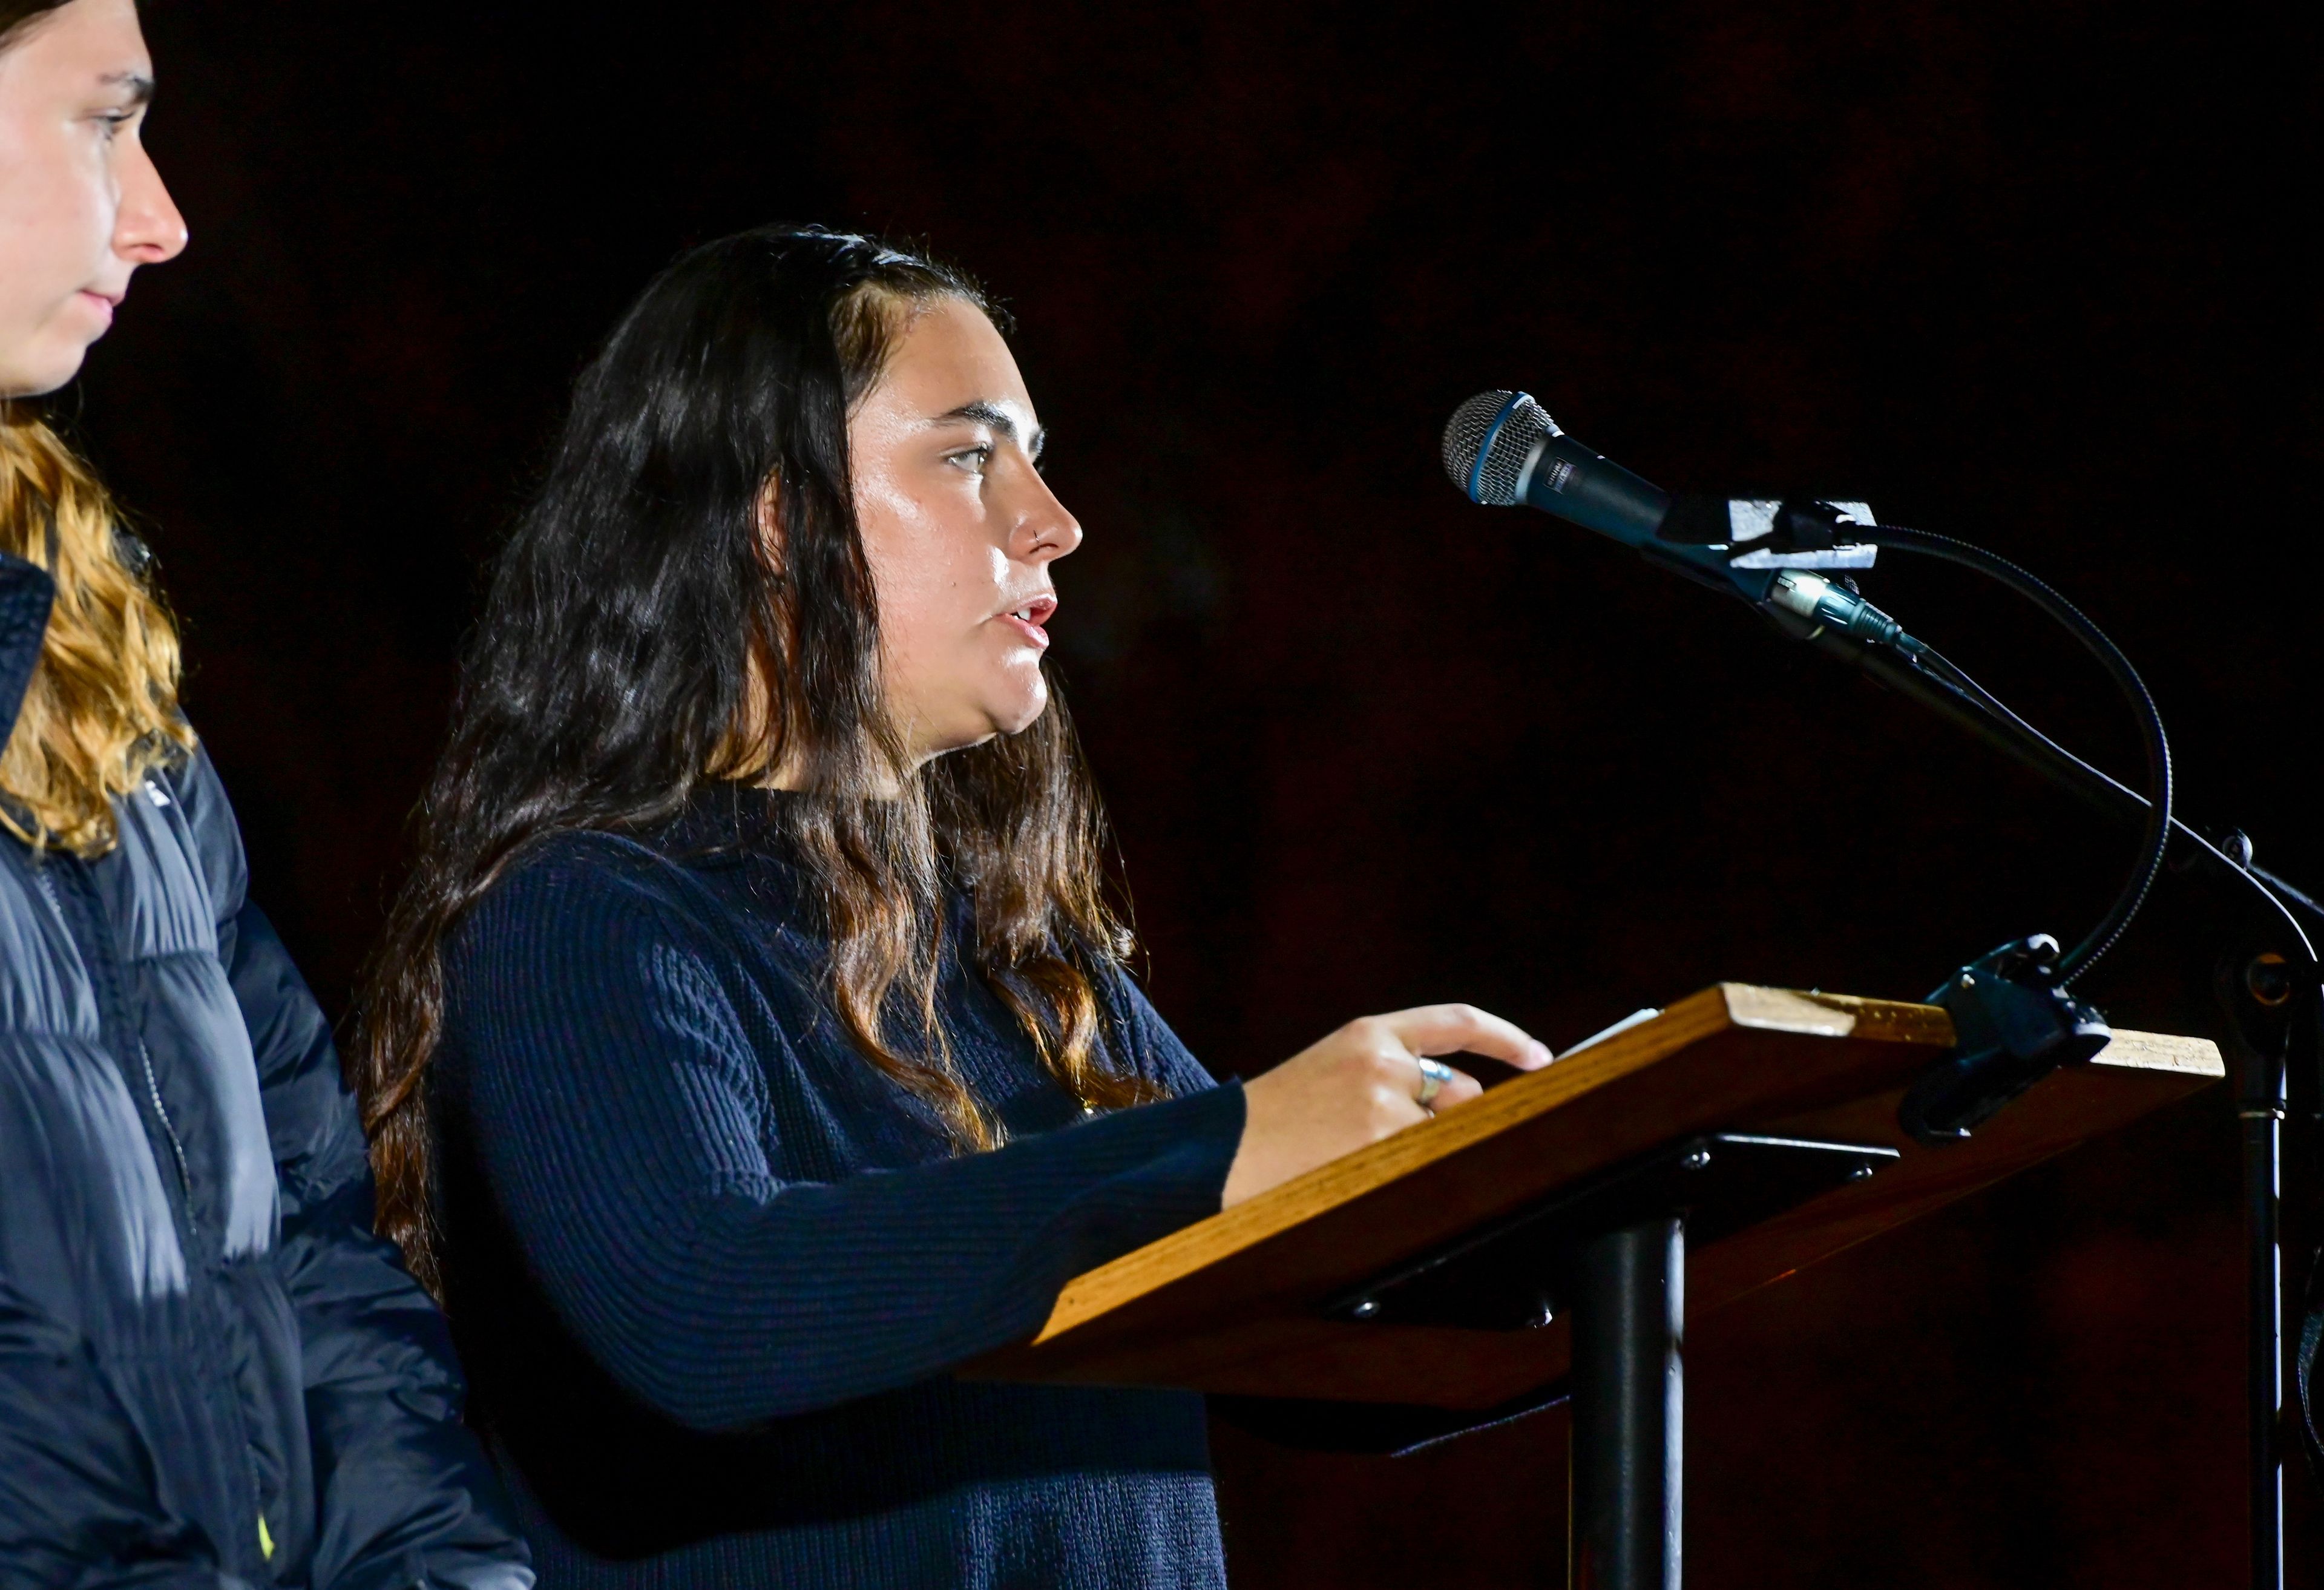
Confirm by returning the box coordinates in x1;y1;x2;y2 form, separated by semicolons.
1414;1057;1453;1111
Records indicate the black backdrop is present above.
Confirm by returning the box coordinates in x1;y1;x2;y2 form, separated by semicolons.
60;1;2320;1583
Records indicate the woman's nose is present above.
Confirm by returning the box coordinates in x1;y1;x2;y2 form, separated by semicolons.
1016;471;1084;564
116;141;189;266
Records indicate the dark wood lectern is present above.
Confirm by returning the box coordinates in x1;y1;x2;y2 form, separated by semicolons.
969;984;2223;1586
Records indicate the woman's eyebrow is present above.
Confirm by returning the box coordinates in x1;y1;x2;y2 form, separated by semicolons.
99;71;156;107
931;399;1047;459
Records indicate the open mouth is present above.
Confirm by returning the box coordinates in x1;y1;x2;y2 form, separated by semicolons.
1000;594;1058;646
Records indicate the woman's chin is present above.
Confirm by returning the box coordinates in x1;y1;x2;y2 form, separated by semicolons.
0;339;91;399
988;680;1049;737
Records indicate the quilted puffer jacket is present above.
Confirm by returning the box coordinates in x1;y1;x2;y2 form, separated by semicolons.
1;548;528;1589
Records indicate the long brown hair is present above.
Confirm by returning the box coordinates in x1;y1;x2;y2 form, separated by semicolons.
353;228;1162;1296
0;404;195;855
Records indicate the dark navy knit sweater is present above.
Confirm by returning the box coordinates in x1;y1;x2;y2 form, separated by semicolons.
432;789;1247;1588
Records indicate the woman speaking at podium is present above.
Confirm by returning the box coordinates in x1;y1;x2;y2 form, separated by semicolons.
355;226;1548;1589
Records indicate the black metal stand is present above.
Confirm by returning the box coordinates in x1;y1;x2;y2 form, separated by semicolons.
2219;951;2303;1590
1330;1134;1896;1589
1569;1217;1684;1590
2245;1100;2285;1590
1813;628;2320;1589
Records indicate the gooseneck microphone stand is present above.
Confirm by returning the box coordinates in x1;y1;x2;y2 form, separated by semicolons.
1754;510;2320;1590
1444;392;2317;1586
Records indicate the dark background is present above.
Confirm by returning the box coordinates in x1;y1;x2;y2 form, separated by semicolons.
56;0;2319;1582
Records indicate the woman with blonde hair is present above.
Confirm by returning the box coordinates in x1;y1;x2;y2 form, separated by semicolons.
1;2;529;1583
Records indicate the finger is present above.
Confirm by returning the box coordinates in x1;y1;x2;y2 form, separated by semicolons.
1377;1004;1552;1070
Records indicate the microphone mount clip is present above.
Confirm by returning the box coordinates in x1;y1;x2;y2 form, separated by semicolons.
1898;934;2114;1146
1657;494;1882;574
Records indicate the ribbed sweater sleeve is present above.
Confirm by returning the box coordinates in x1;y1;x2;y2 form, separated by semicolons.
444;840;1246;1435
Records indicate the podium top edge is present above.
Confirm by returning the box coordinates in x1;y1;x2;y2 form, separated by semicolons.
1716;983;1954;1045
2090;1028;2225;1077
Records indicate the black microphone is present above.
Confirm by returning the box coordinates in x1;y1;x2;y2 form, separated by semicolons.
1440;389;1904;643
1441;389;1675;547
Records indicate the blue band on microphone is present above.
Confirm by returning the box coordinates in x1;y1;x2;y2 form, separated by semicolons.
1467;392;1532;505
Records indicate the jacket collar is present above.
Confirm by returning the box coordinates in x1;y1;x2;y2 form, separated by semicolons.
0;551;56;749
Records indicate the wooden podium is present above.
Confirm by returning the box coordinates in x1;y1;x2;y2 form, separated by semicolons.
970;984;2224;1587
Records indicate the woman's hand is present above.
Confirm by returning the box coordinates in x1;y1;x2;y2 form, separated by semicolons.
1220;1005;1551;1207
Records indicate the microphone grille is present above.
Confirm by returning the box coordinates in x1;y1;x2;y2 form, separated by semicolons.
1441;391;1556;506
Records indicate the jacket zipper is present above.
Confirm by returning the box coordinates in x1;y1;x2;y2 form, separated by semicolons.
32;850;272;1568
135;1034;199;1233
32;861;199;1229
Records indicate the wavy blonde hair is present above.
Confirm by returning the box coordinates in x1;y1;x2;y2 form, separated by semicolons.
0;404;193;855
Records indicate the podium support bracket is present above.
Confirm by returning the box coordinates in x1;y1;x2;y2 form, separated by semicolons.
1325;1132;1894;1588
1570;1214;1685;1590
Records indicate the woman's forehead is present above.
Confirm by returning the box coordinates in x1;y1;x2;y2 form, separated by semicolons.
1;0;153;88
867;299;1037;433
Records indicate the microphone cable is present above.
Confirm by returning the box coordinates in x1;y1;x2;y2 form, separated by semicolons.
1831;542;2317;977
1849;524;2175;984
